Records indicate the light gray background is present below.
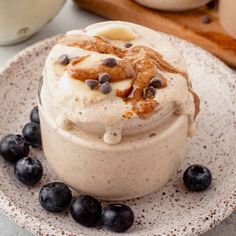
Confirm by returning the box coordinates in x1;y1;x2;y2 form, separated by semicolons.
0;1;235;235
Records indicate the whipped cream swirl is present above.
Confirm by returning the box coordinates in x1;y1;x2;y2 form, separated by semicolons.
41;21;200;144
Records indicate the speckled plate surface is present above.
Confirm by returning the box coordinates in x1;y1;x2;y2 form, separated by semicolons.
0;34;235;236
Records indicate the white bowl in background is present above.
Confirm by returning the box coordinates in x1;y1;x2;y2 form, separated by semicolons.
0;0;66;46
134;0;212;11
219;0;236;39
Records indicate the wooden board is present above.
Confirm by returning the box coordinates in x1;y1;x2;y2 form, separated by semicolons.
74;0;236;68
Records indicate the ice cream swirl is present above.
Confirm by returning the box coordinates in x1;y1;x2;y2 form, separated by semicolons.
41;21;200;144
59;34;199;118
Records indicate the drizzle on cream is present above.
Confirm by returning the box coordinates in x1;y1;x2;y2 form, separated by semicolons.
41;21;200;144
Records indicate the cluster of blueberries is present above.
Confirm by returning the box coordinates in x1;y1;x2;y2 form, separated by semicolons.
0;106;213;233
39;182;134;232
0;106;42;185
0;106;134;233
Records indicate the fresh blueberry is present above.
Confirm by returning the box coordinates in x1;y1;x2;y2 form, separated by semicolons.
30;106;40;124
0;134;29;163
22;122;41;147
183;164;212;192
39;182;72;212
102;204;134;232
14;157;43;186
70;195;102;227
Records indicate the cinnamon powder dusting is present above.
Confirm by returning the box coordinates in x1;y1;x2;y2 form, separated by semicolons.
58;34;199;118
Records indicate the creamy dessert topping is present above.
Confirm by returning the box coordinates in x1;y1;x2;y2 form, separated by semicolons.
58;34;199;118
41;21;200;144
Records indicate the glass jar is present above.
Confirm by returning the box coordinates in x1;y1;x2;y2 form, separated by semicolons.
38;77;189;200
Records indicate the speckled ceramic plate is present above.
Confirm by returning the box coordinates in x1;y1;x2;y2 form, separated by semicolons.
0;34;235;236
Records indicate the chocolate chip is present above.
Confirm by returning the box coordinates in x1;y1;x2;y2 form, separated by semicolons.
125;43;133;48
143;86;156;99
102;58;117;67
149;77;163;88
100;82;112;94
201;15;212;24
99;72;110;84
85;79;99;90
206;1;215;9
58;54;70;65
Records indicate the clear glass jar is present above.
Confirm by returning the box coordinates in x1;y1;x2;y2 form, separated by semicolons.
38;77;189;200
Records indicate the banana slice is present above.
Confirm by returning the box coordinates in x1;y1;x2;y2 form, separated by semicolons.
87;24;138;41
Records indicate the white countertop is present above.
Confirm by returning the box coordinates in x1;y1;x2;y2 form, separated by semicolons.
0;1;235;235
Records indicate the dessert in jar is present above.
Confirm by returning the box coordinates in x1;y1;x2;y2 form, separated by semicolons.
134;0;211;11
39;21;200;200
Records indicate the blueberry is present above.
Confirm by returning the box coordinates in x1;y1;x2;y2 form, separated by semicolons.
102;204;134;232
0;134;29;163
30;106;40;124
183;164;212;192
22;122;41;147
14;157;43;186
39;182;72;212
70;195;102;227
